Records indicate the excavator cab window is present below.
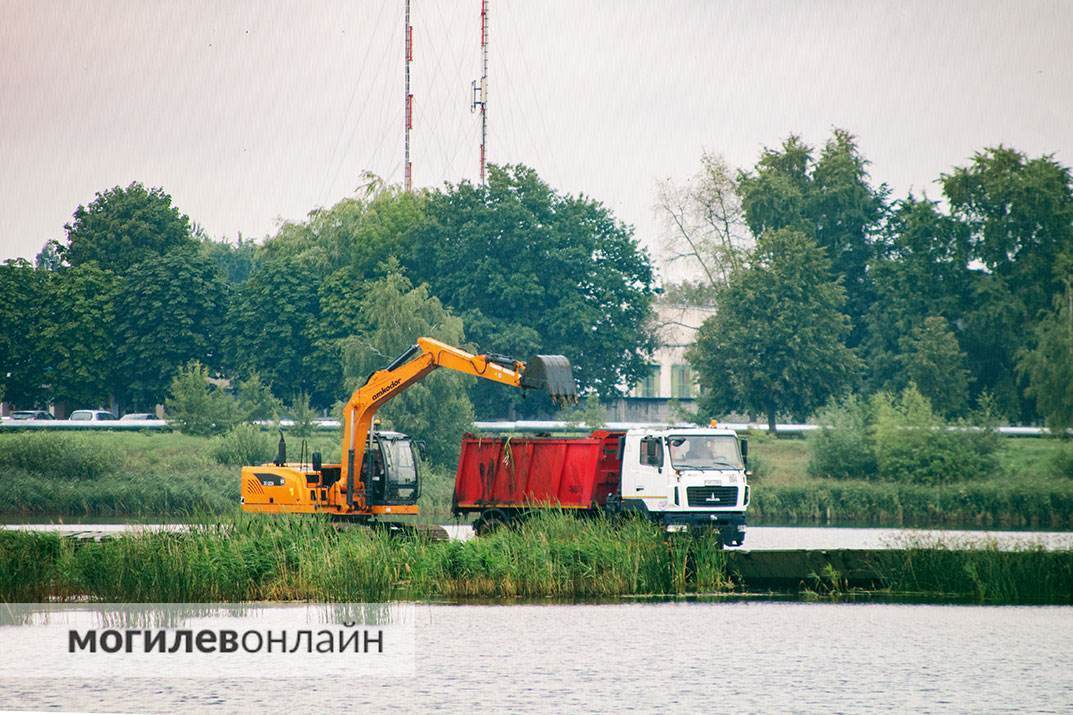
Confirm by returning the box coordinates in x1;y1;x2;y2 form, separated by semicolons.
378;437;420;505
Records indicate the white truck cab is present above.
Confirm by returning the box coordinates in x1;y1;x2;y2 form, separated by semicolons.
617;427;750;545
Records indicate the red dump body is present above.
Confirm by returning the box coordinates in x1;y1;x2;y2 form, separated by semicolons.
453;430;624;512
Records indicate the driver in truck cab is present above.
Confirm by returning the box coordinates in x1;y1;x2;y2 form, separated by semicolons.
667;435;742;470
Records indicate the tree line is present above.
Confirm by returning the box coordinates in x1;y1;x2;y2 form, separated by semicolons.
669;130;1073;432
3;130;1071;435
0;166;656;429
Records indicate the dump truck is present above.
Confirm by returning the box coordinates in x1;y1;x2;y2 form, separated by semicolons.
240;337;577;531
453;426;751;545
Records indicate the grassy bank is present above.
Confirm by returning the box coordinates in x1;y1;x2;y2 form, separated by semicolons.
1;430;1071;529
1;514;1070;604
0;430;452;520
748;434;1073;528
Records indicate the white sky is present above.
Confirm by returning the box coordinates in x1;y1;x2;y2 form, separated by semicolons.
2;0;1071;281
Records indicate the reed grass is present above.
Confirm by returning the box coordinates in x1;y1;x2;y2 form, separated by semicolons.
3;515;1067;604
0;512;733;602
751;478;1073;528
869;543;1073;604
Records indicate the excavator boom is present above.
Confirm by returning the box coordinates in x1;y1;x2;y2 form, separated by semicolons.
341;337;576;509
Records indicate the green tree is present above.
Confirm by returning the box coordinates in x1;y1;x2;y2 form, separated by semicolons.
899;316;972;418
60;183;195;272
864;197;973;391
943;147;1073;319
340;270;474;466
407;164;655;415
41;264;121;408
223;254;330;406
0;260;50;407
164;361;239;436
942;148;1073;420
737;135;813;236
200;235;258;284
809;130;889;343
114;247;229;409
1019;283;1073;431
259;181;426;279
687;228;861;433
959;273;1028;419
738;131;887;347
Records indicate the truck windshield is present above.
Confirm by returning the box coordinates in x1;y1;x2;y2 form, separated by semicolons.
667;435;742;470
381;439;418;501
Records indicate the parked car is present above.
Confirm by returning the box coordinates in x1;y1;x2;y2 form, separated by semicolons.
10;410;54;420
120;413;156;421
69;410;117;421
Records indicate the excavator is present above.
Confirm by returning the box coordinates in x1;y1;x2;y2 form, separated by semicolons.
240;337;576;531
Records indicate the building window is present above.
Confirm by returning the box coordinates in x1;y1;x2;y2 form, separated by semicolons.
671;364;694;398
636;364;661;398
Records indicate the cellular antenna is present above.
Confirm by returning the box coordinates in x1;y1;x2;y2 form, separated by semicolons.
404;0;414;191
470;0;488;183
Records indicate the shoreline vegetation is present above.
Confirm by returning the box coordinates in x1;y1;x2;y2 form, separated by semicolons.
1;431;1071;529
1;514;1070;606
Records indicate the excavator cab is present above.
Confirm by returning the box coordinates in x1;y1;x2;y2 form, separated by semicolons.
364;432;420;506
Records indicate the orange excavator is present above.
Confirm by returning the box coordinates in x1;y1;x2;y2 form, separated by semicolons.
240;337;576;528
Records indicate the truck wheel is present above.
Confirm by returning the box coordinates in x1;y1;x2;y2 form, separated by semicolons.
474;510;507;536
719;528;744;548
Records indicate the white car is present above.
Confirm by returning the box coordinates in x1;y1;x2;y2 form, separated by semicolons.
120;413;156;421
69;410;117;421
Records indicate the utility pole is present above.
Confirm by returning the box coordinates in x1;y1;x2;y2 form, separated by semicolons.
470;0;488;183
404;0;414;191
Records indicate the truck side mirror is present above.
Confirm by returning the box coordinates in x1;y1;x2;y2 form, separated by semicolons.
740;437;749;465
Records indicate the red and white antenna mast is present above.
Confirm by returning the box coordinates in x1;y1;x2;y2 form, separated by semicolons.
470;0;488;183
404;0;414;191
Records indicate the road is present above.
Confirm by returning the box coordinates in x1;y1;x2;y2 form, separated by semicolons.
4;523;1071;550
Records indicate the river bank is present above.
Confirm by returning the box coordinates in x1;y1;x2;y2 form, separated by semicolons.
2;514;1070;605
2;431;1073;530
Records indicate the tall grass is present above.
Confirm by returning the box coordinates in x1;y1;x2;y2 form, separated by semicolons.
871;544;1073;604
3;515;1067;604
0;513;732;602
0;432;115;479
752;479;1073;528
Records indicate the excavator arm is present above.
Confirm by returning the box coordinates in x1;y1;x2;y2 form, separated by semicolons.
340;336;577;509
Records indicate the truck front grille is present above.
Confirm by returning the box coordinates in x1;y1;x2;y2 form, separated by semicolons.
686;486;739;508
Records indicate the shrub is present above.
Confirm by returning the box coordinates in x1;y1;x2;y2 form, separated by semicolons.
165;361;240;436
1051;443;1073;479
213;424;276;466
236;371;283;422
807;394;877;479
872;385;996;484
287;391;316;438
0;432;114;479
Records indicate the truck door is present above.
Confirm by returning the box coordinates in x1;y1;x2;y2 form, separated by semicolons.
621;435;667;510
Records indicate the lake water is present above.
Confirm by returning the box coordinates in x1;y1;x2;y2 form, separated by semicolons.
1;601;1070;713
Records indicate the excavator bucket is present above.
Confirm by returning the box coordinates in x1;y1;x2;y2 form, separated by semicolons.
521;354;578;405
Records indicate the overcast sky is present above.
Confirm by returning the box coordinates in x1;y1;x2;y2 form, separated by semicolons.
2;0;1071;278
